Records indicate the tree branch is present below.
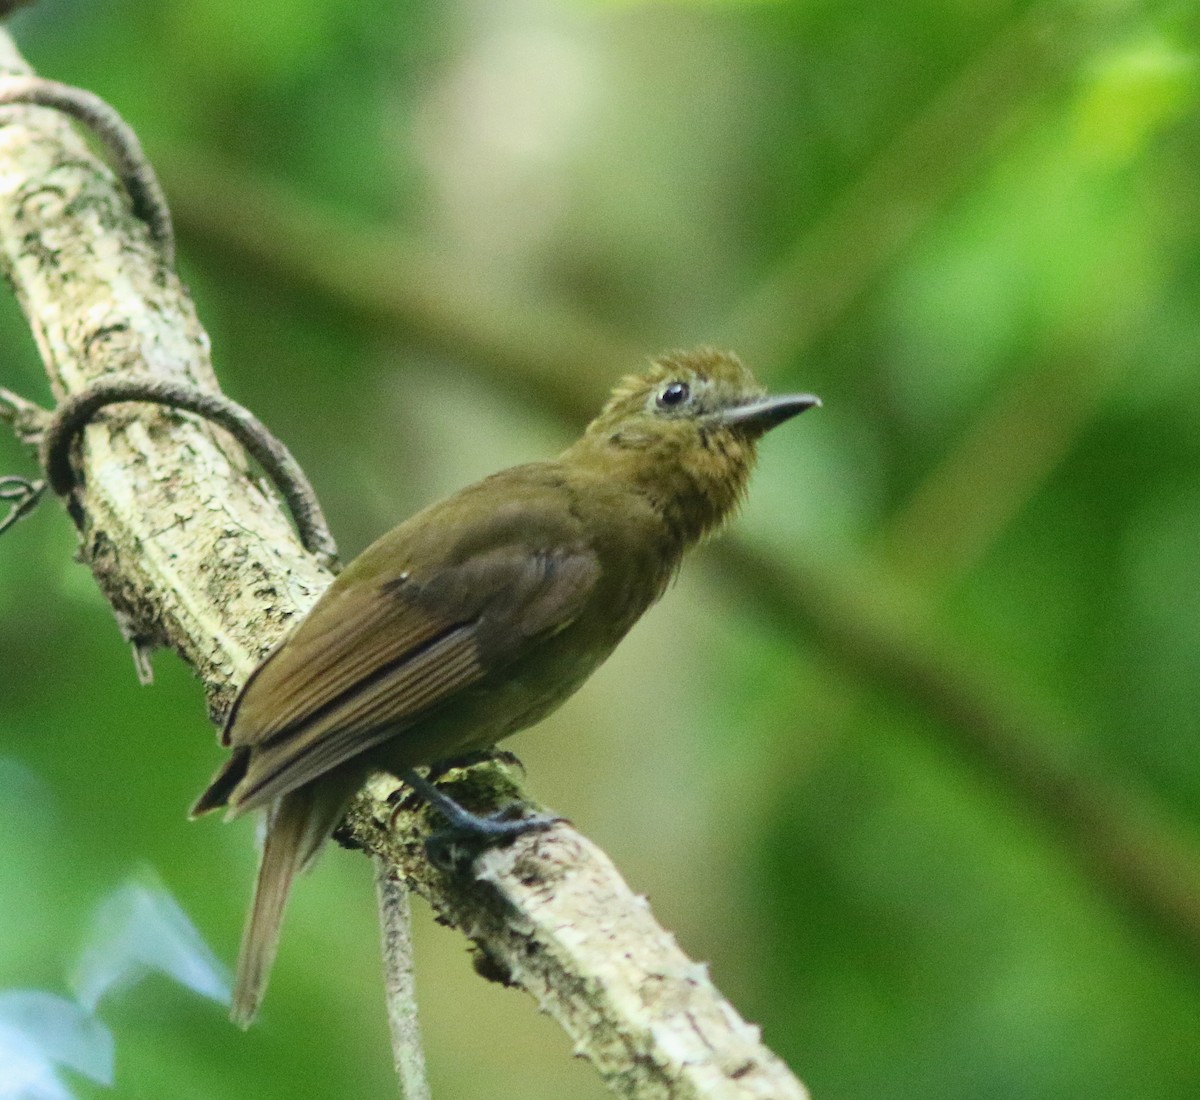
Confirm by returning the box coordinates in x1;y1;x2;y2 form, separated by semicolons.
0;32;807;1100
375;858;431;1100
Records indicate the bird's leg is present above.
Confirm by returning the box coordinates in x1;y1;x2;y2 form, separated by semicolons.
400;769;559;869
425;748;526;783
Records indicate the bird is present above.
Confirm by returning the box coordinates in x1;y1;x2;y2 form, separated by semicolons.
192;347;820;1026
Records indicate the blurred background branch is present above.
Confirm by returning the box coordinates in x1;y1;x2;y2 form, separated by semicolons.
720;5;1085;370
159;150;639;421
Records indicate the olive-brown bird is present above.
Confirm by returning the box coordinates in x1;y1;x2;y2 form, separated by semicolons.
193;348;819;1025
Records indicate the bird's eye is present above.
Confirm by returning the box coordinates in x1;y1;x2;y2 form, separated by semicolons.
657;381;690;409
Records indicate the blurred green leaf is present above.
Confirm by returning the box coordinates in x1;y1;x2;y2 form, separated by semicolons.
161;0;344;83
1075;35;1198;163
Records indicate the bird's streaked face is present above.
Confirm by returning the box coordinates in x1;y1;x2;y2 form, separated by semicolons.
585;348;819;447
588;349;760;443
570;348;820;543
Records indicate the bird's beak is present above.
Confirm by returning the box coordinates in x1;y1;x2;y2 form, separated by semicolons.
718;393;822;433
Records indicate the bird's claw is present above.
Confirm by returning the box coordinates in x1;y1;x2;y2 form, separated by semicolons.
424;808;560;872
400;767;560;872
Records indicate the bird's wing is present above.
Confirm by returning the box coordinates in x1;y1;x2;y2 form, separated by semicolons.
215;485;600;813
223;574;460;749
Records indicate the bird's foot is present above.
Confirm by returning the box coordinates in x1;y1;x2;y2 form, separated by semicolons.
401;769;560;872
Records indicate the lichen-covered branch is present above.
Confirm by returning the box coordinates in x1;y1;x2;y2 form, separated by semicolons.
0;35;323;703
0;31;807;1100
352;774;807;1100
375;858;432;1100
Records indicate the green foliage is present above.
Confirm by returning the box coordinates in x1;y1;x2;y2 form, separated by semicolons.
2;0;1200;1097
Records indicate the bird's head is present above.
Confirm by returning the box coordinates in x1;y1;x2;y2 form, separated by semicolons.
568;348;820;543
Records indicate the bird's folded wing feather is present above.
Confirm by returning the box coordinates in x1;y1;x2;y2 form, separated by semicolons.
218;529;599;813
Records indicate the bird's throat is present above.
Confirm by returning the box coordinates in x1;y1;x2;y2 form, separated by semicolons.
565;428;756;548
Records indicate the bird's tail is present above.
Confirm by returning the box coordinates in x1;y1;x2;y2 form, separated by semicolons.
230;782;349;1027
